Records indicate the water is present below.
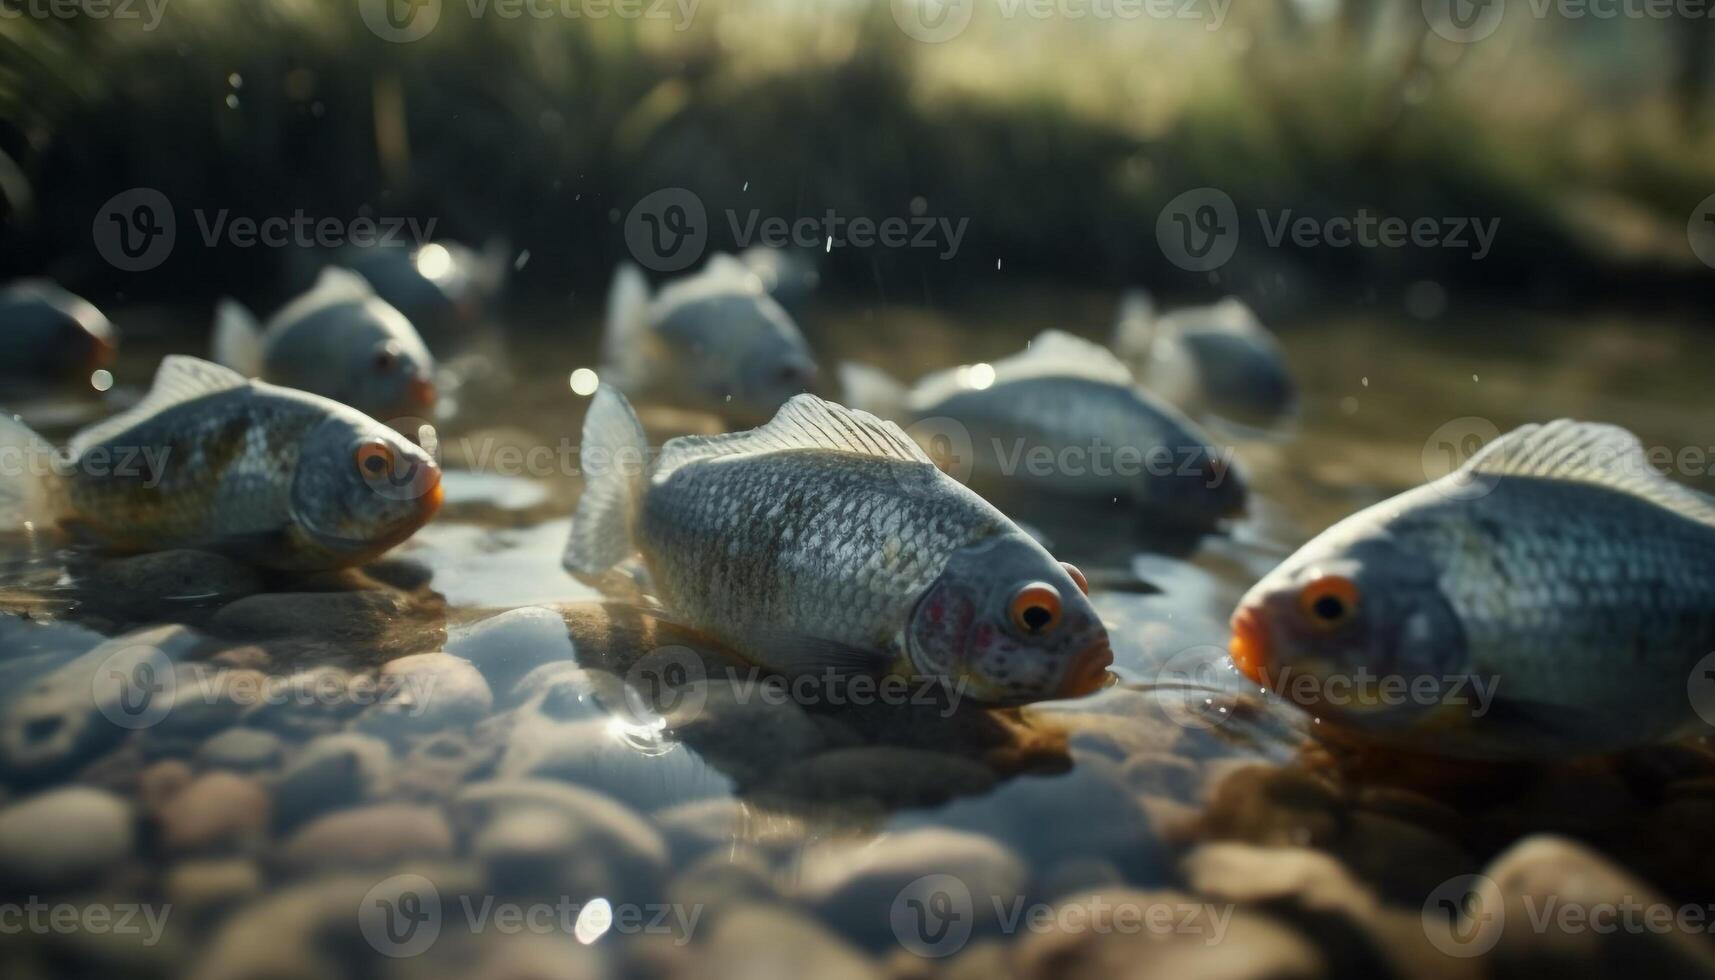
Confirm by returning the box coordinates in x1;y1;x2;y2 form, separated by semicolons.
2;301;1713;976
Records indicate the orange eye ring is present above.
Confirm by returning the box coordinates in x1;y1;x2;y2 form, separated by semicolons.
355;441;395;478
1060;562;1089;596
1298;574;1360;630
1009;583;1063;635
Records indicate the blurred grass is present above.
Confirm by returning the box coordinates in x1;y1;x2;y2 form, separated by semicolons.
0;0;1711;318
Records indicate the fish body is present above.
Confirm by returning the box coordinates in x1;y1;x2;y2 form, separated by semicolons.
343;239;508;342
565;387;1110;704
214;268;437;424
602;256;818;427
0;280;117;382
738;245;819;316
1231;420;1715;758
1112;293;1294;425
841;331;1245;526
0;356;442;570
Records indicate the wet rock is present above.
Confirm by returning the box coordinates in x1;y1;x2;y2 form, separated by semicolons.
1120;751;1202;805
447;606;580;701
690;904;882;980
80;550;261;612
1328;812;1475;906
159;772;271;854
195;727;283;772
652;797;809;865
206;645;270;671
158;666;268;736
273;733;393;830
137;758;195;814
0;786;134;889
511;661;614;712
663;679;829;784
240;666;370;737
1040;857;1126;900
1183;843;1378;920
668;848;781;921
454;779;668;902
764;746;996;810
0;625;194;782
395;727;502;800
164;858;263;918
279;802;453;870
498;716;733;812
358;652;493;737
1484;834;1715;978
799;828;1029;950
462;934;610;980
1197;764;1345;849
210;589;443;652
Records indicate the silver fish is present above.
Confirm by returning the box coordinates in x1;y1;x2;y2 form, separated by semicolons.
738;245;819;317
0;279;117;383
343;238;509;341
841;330;1245;527
1230;420;1715;759
1112;293;1295;426
564;387;1111;704
214;268;438;424
0;356;442;570
602;255;819;427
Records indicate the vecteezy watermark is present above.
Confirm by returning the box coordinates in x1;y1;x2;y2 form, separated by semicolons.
1237;662;1500;723
621;187;969;272
93;188;438;272
0;438;170;489
359;875;701;957
1689;193;1715;270
359;0;699;43
1422;874;1505;957
1423;870;1715;958
890;0;1230;42
0;0;169;28
1422;416;1715;501
890;875;1234;958
1421;416;1503;501
1153;645;1243;731
1427;0;1715;44
1157;189;1500;273
1687;652;1715;727
0;899;171;946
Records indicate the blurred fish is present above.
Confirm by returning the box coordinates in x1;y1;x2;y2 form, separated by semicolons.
738;245;820;317
565;387;1111;704
0;356;442;570
840;331;1245;528
1112;292;1295;426
214;268;437;425
343;238;509;342
602;255;819;427
1230;420;1715;759
0;280;117;384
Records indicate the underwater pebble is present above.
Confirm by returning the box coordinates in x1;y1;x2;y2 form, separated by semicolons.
765;746;996;810
0;786;134;889
159;771;271;854
279;802;453;870
667;847;781;923
358;652;493;737
195;727;283;773
498;715;734;812
158;666;268;737
80;549;261;612
651;796;809;866
454;779;668;903
210;590;441;651
690;903;883;980
1182;843;1377;920
164;858;264;917
1196;764;1344;849
271;732;393;831
446;605;579;699
136;758;195;815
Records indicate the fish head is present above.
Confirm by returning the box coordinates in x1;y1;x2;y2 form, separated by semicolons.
346;301;438;419
1230;531;1466;727
665;292;817;424
290;414;443;559
907;535;1112;705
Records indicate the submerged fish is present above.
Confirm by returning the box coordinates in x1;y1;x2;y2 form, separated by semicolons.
0;356;442;570
738;245;819;317
1230;420;1715;759
840;331;1245;527
343;238;509;342
602;255;819;427
564;386;1112;704
214;268;438;424
0;279;117;383
1112;292;1295;426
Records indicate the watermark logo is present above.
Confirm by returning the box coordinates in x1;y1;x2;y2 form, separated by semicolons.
1423;0;1506;42
1689;194;1715;270
1157;188;1239;274
891;0;976;42
0;900;170;945
0;0;170;29
1688;652;1715;728
624;645;709;723
93;643;176;730
902;415;975;492
358;0;442;42
625;187;708;273
360;874;443;958
1422;416;1501;500
1154;645;1239;730
93;188;175;273
891;874;974;957
1422;874;1505;957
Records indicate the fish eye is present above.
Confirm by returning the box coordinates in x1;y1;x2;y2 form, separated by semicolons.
1298;574;1360;630
1009;583;1063;635
355;441;395;477
1060;561;1089;596
373;342;401;373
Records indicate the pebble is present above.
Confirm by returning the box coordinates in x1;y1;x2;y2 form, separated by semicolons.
1183;843;1378;920
195;727;283;772
164;858;263;916
358;652;493;737
272;733;393;830
690;903;883;980
454;779;669;903
239;666;370;737
158;666;269;736
80;550;261;613
668;848;781;922
1197;764;1345;849
764;746;996;810
498;716;733;812
0;786;135;889
209;590;444;653
137;758;195;815
279;802;454;870
651;797;809;865
446;605;579;701
159;772;271;854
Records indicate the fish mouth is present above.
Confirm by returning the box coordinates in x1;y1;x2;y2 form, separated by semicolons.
1228;605;1271;686
1055;641;1115;698
417;465;445;519
407;377;438;411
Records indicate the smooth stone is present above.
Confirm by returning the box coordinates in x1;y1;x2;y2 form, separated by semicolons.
279;803;454;870
763;746;996;809
1197;764;1345;849
668;848;781;922
80;550;261;611
158;667;269;736
454;779;668;902
511;663;613;722
210;590;442;651
195;727;284;772
1183;843;1378;921
0;787;134;888
446;606;579;701
687;904;883;980
137;758;195;815
358;652;493;737
394;727;502;801
460;934;610;980
1327;812;1475;906
239;666;371;736
651;797;809;865
0;625;194;782
164;858;263;915
159;772;271;854
272;732;394;831
799;828;1029;949
498;716;733;812
663;679;829;784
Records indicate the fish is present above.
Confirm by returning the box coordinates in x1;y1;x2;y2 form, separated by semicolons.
342;238;509;342
0;279;117;383
738;245;820;317
1229;420;1715;759
0;355;442;570
563;386;1112;704
214;268;438;425
1111;292;1295;426
602;255;819;427
839;330;1246;527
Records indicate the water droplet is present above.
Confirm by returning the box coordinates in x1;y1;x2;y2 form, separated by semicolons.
569;368;599;396
90;369;114;392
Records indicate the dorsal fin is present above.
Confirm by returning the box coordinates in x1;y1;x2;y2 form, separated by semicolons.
69;356;249;455
269;267;376;330
1166;297;1272;343
655;394;930;482
909;330;1133;411
1459;419;1715;526
654;254;766;314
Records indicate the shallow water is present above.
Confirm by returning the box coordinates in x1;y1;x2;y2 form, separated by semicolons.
3;300;1714;977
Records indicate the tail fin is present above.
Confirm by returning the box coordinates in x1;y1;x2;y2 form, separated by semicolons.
601;264;653;388
212;299;265;377
0;414;65;529
1111;288;1158;357
564;385;650;576
837;362;910;421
